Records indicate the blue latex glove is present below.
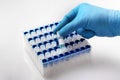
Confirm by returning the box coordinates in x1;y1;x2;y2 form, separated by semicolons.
53;3;120;39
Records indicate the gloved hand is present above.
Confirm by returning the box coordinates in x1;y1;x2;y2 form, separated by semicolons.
53;3;120;39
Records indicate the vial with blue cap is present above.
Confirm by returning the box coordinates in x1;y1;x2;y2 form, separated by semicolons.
38;43;45;51
69;50;75;58
42;59;48;67
41;27;47;34
67;44;73;51
64;52;70;61
59;53;64;62
49;40;54;48
32;44;40;52
49;32;54;39
29;29;36;37
24;31;31;38
56;47;62;55
35;36;40;44
85;45;91;53
46;33;52;40
37;52;44;59
66;35;73;43
50;24;54;29
45;51;51;58
53;55;59;64
28;38;35;45
45;25;49;32
51;40;57;48
36;28;42;35
47;57;53;66
45;41;51;49
50;48;56;56
33;36;38;43
51;24;56;31
40;35;45;42
35;28;39;33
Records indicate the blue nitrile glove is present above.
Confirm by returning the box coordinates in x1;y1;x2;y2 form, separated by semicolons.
53;3;120;39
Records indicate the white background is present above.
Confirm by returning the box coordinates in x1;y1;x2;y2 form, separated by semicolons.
0;0;120;80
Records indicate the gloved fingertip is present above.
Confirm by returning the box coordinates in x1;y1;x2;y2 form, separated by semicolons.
59;30;66;37
53;24;61;34
77;30;95;39
53;29;57;34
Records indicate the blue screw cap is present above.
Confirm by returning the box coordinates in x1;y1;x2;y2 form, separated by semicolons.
80;38;85;42
43;50;47;54
70;50;75;54
38;35;43;39
40;27;44;30
75;40;80;44
49;32;53;35
24;32;28;35
48;48;53;52
44;33;48;37
50;24;53;27
49;40;53;44
32;45;37;48
64;52;69;56
29;30;34;34
42;59;47;63
54;55;58;59
35;28;39;32
38;43;42;47
28;38;33;41
59;54;64;57
43;41;48;45
45;25;49;29
70;41;74;46
65;43;69;47
33;36;38;41
48;57;53;61
55;22;59;25
85;45;91;48
37;52;42;56
80;47;85;50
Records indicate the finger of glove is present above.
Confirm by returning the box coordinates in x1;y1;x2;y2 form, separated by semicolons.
59;14;86;37
53;17;70;34
53;8;78;34
77;29;95;39
58;19;78;37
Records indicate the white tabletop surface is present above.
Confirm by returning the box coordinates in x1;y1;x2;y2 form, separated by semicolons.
1;0;120;80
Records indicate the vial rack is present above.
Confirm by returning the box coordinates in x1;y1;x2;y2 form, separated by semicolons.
23;22;91;77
